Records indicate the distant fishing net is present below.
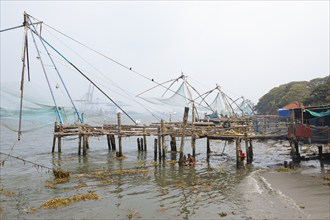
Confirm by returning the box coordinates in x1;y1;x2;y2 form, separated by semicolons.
0;81;77;133
140;81;234;120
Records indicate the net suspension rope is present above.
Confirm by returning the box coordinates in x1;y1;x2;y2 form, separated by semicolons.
28;16;83;123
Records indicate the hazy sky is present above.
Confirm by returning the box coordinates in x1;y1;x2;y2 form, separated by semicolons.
1;1;329;109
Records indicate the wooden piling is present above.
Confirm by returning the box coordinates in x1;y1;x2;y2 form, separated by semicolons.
161;119;166;160
117;112;123;157
293;140;301;163
154;138;158;161
78;135;82;155
191;134;196;157
179;107;189;166
247;139;253;164
110;135;116;150
140;138;144;151
52;122;58;153
318;145;323;159
107;134;111;150
143;126;147;151
86;136;90;149
52;136;56;153
158;126;162;160
170;135;177;151
58;136;62;153
206;138;211;155
236;137;243;168
137;138;141;151
244;127;251;164
83;134;87;156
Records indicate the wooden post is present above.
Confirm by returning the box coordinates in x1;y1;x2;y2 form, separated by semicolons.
206;137;211;155
248;139;253;164
154;138;158;161
137;138;141;151
110;135;116;150
86;136;90;149
161;119;166;160
170;135;177;151
107;134;111;150
143;126;147;151
140;138;144;151
244;126;250;164
52;136;56;153
78;135;82;155
58;136;62;153
318;145;323;159
158;126;162;160
179;107;189;166
292;140;301;163
191;134;196;157
83;134;87;156
117;112;123;157
236;137;243;168
52;122;58;153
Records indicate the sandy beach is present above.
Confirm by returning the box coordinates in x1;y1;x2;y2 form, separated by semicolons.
241;165;330;220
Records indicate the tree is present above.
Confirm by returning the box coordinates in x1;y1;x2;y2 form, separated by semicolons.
255;76;329;115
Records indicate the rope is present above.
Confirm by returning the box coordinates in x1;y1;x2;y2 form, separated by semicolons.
30;29;137;125
1;121;53;133
0;140;18;165
0;152;52;170
28;17;83;123
38;21;193;101
28;26;64;124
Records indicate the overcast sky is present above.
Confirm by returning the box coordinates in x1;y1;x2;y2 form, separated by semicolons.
1;1;329;110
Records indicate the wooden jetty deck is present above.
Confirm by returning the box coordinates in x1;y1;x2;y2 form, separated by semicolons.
52;107;291;168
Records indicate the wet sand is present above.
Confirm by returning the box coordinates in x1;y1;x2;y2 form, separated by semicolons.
261;168;330;219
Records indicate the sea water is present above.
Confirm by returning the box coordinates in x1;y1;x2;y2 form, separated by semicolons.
0;119;328;219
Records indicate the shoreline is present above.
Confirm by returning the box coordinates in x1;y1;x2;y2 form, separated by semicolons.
244;165;330;219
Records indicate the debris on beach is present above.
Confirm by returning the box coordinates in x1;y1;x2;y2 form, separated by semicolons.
53;168;70;179
40;190;101;209
0;187;16;197
127;210;140;219
218;211;227;217
323;176;330;186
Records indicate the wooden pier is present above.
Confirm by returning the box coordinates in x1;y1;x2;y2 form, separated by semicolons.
52;107;293;168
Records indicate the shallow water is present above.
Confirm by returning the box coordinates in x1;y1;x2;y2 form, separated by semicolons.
0;120;328;219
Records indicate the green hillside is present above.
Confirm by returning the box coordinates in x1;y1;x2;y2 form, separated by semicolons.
255;76;330;115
